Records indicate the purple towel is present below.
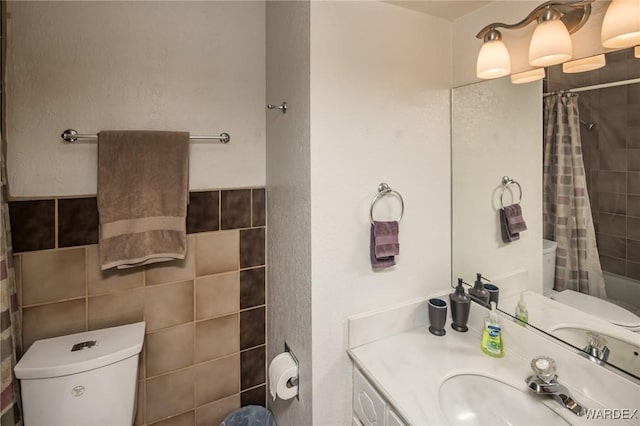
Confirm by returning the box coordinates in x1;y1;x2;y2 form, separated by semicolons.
500;209;519;243
504;204;527;234
370;221;399;270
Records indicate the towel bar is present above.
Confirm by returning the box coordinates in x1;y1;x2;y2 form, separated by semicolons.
60;129;230;144
369;183;405;225
500;176;522;208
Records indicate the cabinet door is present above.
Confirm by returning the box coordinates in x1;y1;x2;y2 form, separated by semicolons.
353;368;386;426
387;408;407;426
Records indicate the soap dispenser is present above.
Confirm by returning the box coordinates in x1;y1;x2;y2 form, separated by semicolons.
469;273;490;305
481;301;504;358
515;293;528;326
450;278;471;332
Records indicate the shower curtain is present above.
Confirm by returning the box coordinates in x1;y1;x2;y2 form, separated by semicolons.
0;133;22;425
543;93;606;298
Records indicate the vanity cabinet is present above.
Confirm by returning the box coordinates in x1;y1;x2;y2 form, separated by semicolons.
352;367;407;426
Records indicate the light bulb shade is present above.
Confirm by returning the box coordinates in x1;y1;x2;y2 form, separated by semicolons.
476;39;511;79
529;18;572;67
636;46;640;58
562;54;606;73
602;0;640;49
511;68;545;84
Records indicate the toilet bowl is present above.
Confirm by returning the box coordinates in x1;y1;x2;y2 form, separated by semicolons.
15;321;145;426
542;239;640;334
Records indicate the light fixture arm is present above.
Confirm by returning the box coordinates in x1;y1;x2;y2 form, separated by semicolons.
476;0;593;40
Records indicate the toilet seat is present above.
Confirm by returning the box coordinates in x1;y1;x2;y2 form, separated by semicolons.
551;290;640;332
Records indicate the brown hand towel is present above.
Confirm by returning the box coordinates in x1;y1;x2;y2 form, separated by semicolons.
500;208;520;243
98;130;189;270
370;221;399;270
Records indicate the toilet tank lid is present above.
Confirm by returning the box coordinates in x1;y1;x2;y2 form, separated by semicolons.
15;322;145;380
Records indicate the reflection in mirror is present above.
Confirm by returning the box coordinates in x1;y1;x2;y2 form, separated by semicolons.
452;47;640;381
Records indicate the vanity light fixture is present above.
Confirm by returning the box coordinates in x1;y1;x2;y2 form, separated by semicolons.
601;0;640;49
636;46;640;58
475;0;592;80
529;7;573;67
562;54;606;73
511;68;546;84
477;28;511;79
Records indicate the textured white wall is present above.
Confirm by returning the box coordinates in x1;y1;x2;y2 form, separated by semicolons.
452;0;613;87
7;1;265;197
309;2;452;424
265;1;313;425
452;77;543;296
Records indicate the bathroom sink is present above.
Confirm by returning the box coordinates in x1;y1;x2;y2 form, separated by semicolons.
439;374;570;426
548;326;640;377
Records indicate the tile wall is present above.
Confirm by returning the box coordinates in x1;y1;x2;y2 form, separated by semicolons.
10;188;266;426
547;48;640;283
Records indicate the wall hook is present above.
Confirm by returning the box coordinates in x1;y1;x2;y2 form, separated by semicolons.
267;102;288;114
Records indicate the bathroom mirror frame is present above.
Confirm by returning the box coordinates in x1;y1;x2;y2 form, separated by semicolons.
451;45;640;381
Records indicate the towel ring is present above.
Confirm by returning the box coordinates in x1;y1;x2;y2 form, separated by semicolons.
500;176;522;209
369;183;405;225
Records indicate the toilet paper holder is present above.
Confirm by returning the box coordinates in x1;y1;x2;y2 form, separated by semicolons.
284;342;300;399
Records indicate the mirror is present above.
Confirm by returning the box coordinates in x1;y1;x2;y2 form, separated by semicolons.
452;47;640;380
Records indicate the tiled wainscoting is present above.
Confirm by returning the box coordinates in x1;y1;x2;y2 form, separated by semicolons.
10;188;266;426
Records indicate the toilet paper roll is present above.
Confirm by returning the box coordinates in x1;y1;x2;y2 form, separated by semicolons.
268;352;298;401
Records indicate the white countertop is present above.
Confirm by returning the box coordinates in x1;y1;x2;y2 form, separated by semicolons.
348;296;640;426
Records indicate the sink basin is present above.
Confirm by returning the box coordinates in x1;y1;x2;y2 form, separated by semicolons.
439;374;570;426
548;326;640;377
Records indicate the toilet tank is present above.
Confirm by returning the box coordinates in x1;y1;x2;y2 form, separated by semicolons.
15;322;145;426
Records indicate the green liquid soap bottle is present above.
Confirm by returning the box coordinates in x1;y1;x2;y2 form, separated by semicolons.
515;293;528;326
481;301;504;358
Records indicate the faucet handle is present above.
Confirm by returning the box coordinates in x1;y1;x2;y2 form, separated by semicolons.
531;356;557;383
586;332;607;350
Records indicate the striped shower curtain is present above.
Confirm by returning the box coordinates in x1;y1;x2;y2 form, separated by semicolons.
543;93;606;298
0;135;22;425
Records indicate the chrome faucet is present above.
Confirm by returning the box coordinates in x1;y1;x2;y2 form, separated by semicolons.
525;356;586;416
583;332;610;364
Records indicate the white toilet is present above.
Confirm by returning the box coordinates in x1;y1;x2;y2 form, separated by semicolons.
15;321;145;426
542;239;640;333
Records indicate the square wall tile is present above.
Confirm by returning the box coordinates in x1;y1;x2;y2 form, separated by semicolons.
88;288;144;330
240;229;265;269
628;240;640;263
629;150;640;172
195;314;239;363
241;385;266;408
240;307;265;350
630;172;640;195
598;171;626;194
597;234;626;259
629;217;640;240
600;255;626;275
629;195;640;218
8;199;55;252
187;191;219;234
599;150;627;172
221;190;251;230
240;346;265;391
145;280;194;331
196;395;240;426
240;267;265;310
146;323;194;377
599;193;626;215
628;261;640;280
148;411;194;426
87;245;143;295
22;299;86;350
21;248;86;306
58;197;99;247
599;213;626;237
196;231;239;277
195;272;239;320
146;236;196;286
195;354;240;406
252;189;266;227
145;367;195;423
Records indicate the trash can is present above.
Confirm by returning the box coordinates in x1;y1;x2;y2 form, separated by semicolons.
221;405;276;426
